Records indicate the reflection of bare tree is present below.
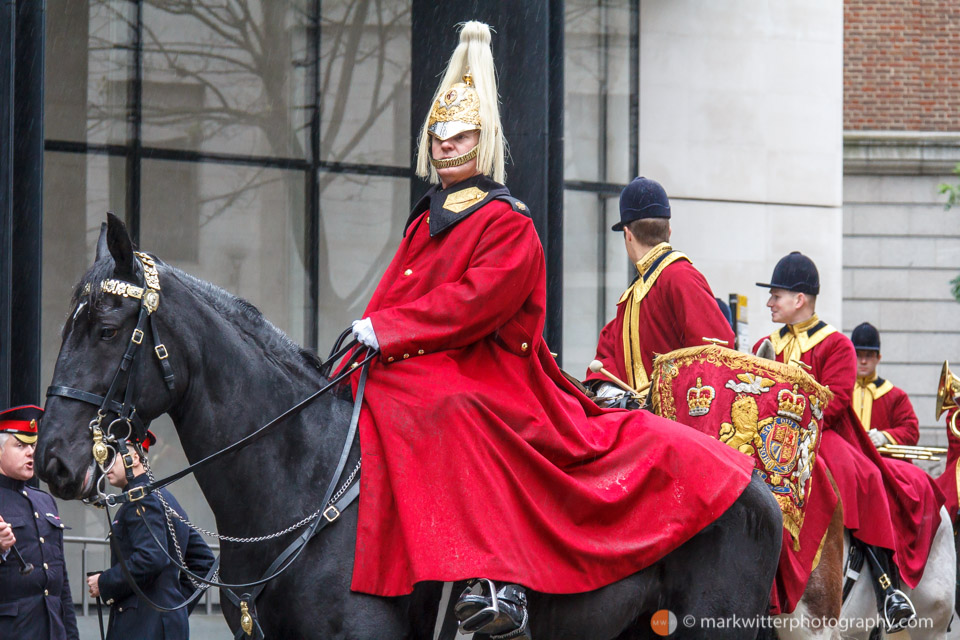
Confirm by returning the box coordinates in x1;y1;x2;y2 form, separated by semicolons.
86;0;412;317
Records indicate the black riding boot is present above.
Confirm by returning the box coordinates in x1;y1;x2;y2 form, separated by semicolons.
864;545;916;632
454;579;531;639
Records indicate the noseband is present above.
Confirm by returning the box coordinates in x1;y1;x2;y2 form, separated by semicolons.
46;251;176;487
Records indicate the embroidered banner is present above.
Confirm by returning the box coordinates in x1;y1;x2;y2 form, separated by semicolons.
651;345;833;549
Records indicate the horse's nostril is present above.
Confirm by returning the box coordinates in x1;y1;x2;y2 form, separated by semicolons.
38;453;66;484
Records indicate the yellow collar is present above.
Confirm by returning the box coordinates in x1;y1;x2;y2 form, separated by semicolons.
853;374;894;431
634;242;673;277
788;314;821;336
768;314;837;366
856;372;878;388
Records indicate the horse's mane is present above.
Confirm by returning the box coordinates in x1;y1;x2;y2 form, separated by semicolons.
71;255;323;372
169;266;324;371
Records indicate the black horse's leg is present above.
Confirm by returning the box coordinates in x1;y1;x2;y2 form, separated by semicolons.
656;475;782;639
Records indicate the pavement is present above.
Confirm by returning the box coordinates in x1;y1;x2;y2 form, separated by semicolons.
76;612;233;639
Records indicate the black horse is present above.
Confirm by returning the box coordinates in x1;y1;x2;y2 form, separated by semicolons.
37;214;782;639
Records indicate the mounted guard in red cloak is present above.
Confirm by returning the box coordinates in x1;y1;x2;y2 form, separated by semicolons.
342;20;773;639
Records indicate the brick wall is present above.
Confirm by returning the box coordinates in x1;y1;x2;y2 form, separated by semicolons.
845;0;960;131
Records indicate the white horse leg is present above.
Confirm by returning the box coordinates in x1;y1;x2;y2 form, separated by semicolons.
900;507;957;639
840;508;956;640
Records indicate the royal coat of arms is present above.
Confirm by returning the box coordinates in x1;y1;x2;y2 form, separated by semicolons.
650;345;832;549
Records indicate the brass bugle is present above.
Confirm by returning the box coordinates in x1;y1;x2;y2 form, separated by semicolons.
876;444;945;461
935;361;960;438
879;451;940;461
878;443;947;454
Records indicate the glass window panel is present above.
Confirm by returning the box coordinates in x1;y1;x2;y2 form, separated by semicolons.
40;151;128;567
563;190;604;374
46;0;134;144
562;192;631;376
317;173;409;348
564;0;633;184
140;160;308;344
140;1;311;158
320;0;411;167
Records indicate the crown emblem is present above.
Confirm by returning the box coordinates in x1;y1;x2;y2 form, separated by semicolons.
687;377;716;417
777;385;806;421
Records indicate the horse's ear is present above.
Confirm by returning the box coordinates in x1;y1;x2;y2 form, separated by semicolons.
106;212;136;281
95;221;109;262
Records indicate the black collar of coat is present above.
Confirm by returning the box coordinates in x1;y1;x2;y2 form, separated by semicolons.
0;473;25;492
777;320;828;340
404;174;511;237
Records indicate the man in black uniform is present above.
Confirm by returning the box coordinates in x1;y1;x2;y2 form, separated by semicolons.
0;405;79;640
86;432;215;640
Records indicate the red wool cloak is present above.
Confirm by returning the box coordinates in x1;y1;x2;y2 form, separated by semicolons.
754;330;942;587
347;191;755;597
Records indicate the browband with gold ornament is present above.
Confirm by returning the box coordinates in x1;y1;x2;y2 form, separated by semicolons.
96;252;162;314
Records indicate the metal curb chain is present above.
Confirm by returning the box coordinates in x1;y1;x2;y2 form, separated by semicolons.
149;460;361;545
145;460;205;590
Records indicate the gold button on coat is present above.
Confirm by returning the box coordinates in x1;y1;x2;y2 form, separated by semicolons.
43;563;48;570
403;353;410;359
403;269;413;276
418;349;425;355
34;512;39;518
387;356;395;362
44;589;49;596
39;536;44;544
521;343;529;351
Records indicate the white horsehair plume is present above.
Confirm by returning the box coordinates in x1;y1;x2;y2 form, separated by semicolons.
416;21;507;185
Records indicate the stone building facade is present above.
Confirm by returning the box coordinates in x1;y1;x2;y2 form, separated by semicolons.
843;0;960;456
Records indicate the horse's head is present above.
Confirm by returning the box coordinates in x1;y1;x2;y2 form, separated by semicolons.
37;213;178;499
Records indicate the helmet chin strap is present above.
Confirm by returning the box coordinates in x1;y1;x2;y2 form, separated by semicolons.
431;144;479;169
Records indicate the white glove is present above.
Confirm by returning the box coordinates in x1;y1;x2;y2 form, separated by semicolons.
595;383;623;399
352;318;379;350
868;429;887;448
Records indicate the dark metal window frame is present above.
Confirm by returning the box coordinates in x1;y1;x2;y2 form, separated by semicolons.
40;0;640;357
42;0;414;353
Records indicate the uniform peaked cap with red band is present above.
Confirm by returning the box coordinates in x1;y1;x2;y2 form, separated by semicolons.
0;405;43;444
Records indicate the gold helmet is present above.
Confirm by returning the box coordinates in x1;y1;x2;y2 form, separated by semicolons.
416;21;506;184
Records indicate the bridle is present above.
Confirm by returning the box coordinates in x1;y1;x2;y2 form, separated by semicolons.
47;251;175;488
45;252;374;639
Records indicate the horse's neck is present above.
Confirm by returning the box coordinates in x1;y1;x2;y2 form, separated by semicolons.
164;282;346;535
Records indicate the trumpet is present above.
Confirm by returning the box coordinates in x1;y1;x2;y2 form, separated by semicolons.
876;443;948;461
935;361;960;438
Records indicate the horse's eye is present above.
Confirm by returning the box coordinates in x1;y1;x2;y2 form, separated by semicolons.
100;327;118;340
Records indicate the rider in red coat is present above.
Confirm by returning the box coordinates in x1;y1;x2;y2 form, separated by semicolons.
755;252;942;632
344;22;757;639
850;323;920;447
584;177;734;394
